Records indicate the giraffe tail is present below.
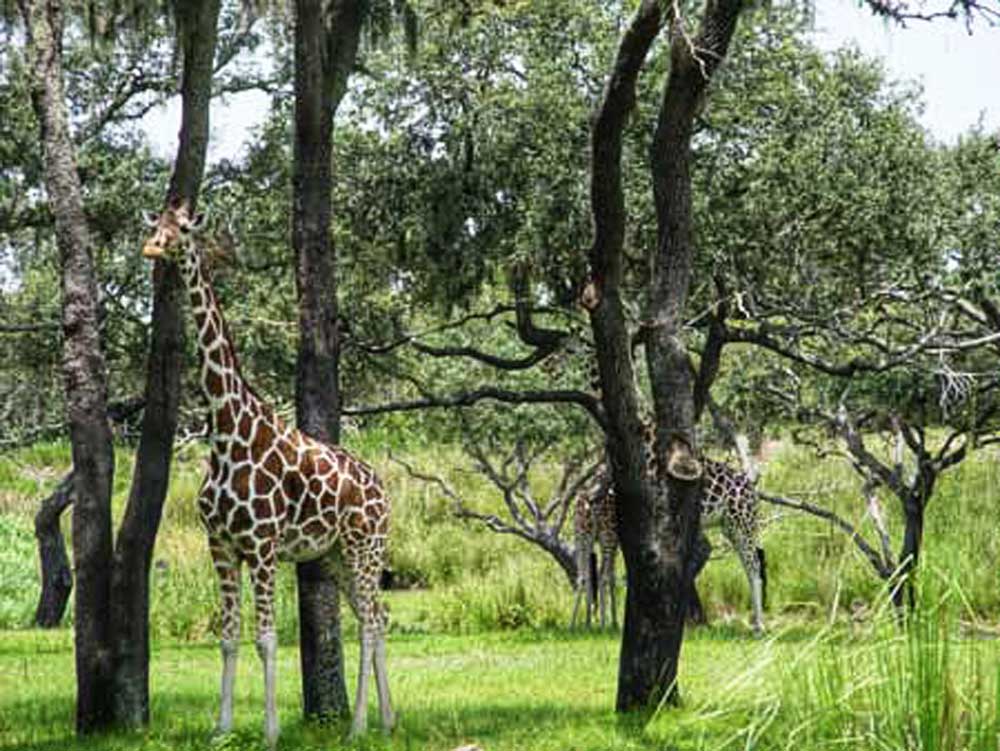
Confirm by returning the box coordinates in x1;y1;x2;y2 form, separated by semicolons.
756;547;767;609
589;551;598;601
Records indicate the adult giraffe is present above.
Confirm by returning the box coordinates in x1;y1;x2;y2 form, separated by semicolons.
141;203;393;745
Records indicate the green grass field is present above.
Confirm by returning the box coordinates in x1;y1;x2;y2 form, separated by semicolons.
1;438;998;750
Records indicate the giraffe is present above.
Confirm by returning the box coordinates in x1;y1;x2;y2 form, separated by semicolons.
140;203;393;745
570;470;618;628
575;453;767;635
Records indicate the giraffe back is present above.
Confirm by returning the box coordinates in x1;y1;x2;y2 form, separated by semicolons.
700;458;757;533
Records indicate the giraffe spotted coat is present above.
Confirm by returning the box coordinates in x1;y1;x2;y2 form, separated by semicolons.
572;455;767;634
141;205;393;745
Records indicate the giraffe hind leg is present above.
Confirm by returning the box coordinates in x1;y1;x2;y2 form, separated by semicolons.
344;547;394;737
756;547;767;610
733;536;765;636
210;543;241;736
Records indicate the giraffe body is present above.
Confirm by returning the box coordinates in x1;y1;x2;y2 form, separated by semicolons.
571;472;618;628
573;457;766;634
142;205;393;745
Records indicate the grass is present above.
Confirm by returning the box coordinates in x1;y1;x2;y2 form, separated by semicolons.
2;600;997;751
1;437;999;749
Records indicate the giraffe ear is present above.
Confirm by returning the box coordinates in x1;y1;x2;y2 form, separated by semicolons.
141;210;160;228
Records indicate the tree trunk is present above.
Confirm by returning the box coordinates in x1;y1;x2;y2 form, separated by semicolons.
586;0;743;712
893;492;926;611
292;0;363;719
685;533;712;625
34;472;74;628
21;0;117;732
109;0;221;726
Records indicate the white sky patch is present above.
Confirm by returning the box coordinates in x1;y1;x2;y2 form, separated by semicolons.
811;0;1000;143
143;88;273;164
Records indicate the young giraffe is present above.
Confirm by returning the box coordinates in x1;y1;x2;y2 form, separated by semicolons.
140;204;393;745
570;470;618;628
580;453;767;635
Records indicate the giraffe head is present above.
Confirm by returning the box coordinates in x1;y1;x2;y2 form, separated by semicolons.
141;202;206;262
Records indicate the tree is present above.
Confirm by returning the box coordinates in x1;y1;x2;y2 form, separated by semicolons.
290;0;363;718
290;0;417;720
583;0;744;711
18;0;117;731
109;0;223;726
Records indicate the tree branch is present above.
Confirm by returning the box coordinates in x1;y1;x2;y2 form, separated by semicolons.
344;386;606;427
759;491;893;579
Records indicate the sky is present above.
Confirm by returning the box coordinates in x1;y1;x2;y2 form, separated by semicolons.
143;1;1000;163
811;0;1000;142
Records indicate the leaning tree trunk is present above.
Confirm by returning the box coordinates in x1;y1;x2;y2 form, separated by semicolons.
109;0;221;726
292;0;363;719
34;472;74;628
21;0;117;732
586;0;743;712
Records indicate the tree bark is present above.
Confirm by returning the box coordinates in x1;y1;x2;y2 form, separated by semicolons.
109;0;221;726
34;472;74;628
292;0;363;719
20;0;117;732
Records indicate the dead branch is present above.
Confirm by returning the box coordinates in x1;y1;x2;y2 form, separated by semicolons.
390;445;598;588
758;490;893;579
344;386;606;428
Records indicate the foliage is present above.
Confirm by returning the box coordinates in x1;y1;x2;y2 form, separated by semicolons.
0;513;38;629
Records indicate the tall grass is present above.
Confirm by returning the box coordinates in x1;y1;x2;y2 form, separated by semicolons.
652;574;1000;750
1;438;999;640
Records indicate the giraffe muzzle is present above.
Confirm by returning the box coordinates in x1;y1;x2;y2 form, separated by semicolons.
142;245;165;259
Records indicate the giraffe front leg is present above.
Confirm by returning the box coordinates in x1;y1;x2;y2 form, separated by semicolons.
345;549;396;738
571;537;590;629
249;543;279;749
211;544;241;736
607;549;618;629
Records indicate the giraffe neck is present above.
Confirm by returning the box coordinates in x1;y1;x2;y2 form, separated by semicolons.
178;245;261;431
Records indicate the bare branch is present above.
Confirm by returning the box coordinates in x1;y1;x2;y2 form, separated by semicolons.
0;322;60;333
344;386;606;428
759;491;893;579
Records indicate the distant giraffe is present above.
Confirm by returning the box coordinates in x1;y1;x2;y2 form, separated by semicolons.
573;453;767;635
140;203;393;745
571;470;618;628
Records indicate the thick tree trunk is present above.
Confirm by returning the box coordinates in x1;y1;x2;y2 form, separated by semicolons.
586;0;743;712
21;0;117;732
34;472;74;628
292;0;362;719
109;0;221;726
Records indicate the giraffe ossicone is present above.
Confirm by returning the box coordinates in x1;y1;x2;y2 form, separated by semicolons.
141;203;394;745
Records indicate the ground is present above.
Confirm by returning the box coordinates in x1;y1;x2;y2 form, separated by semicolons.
1;438;998;750
3;606;997;750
